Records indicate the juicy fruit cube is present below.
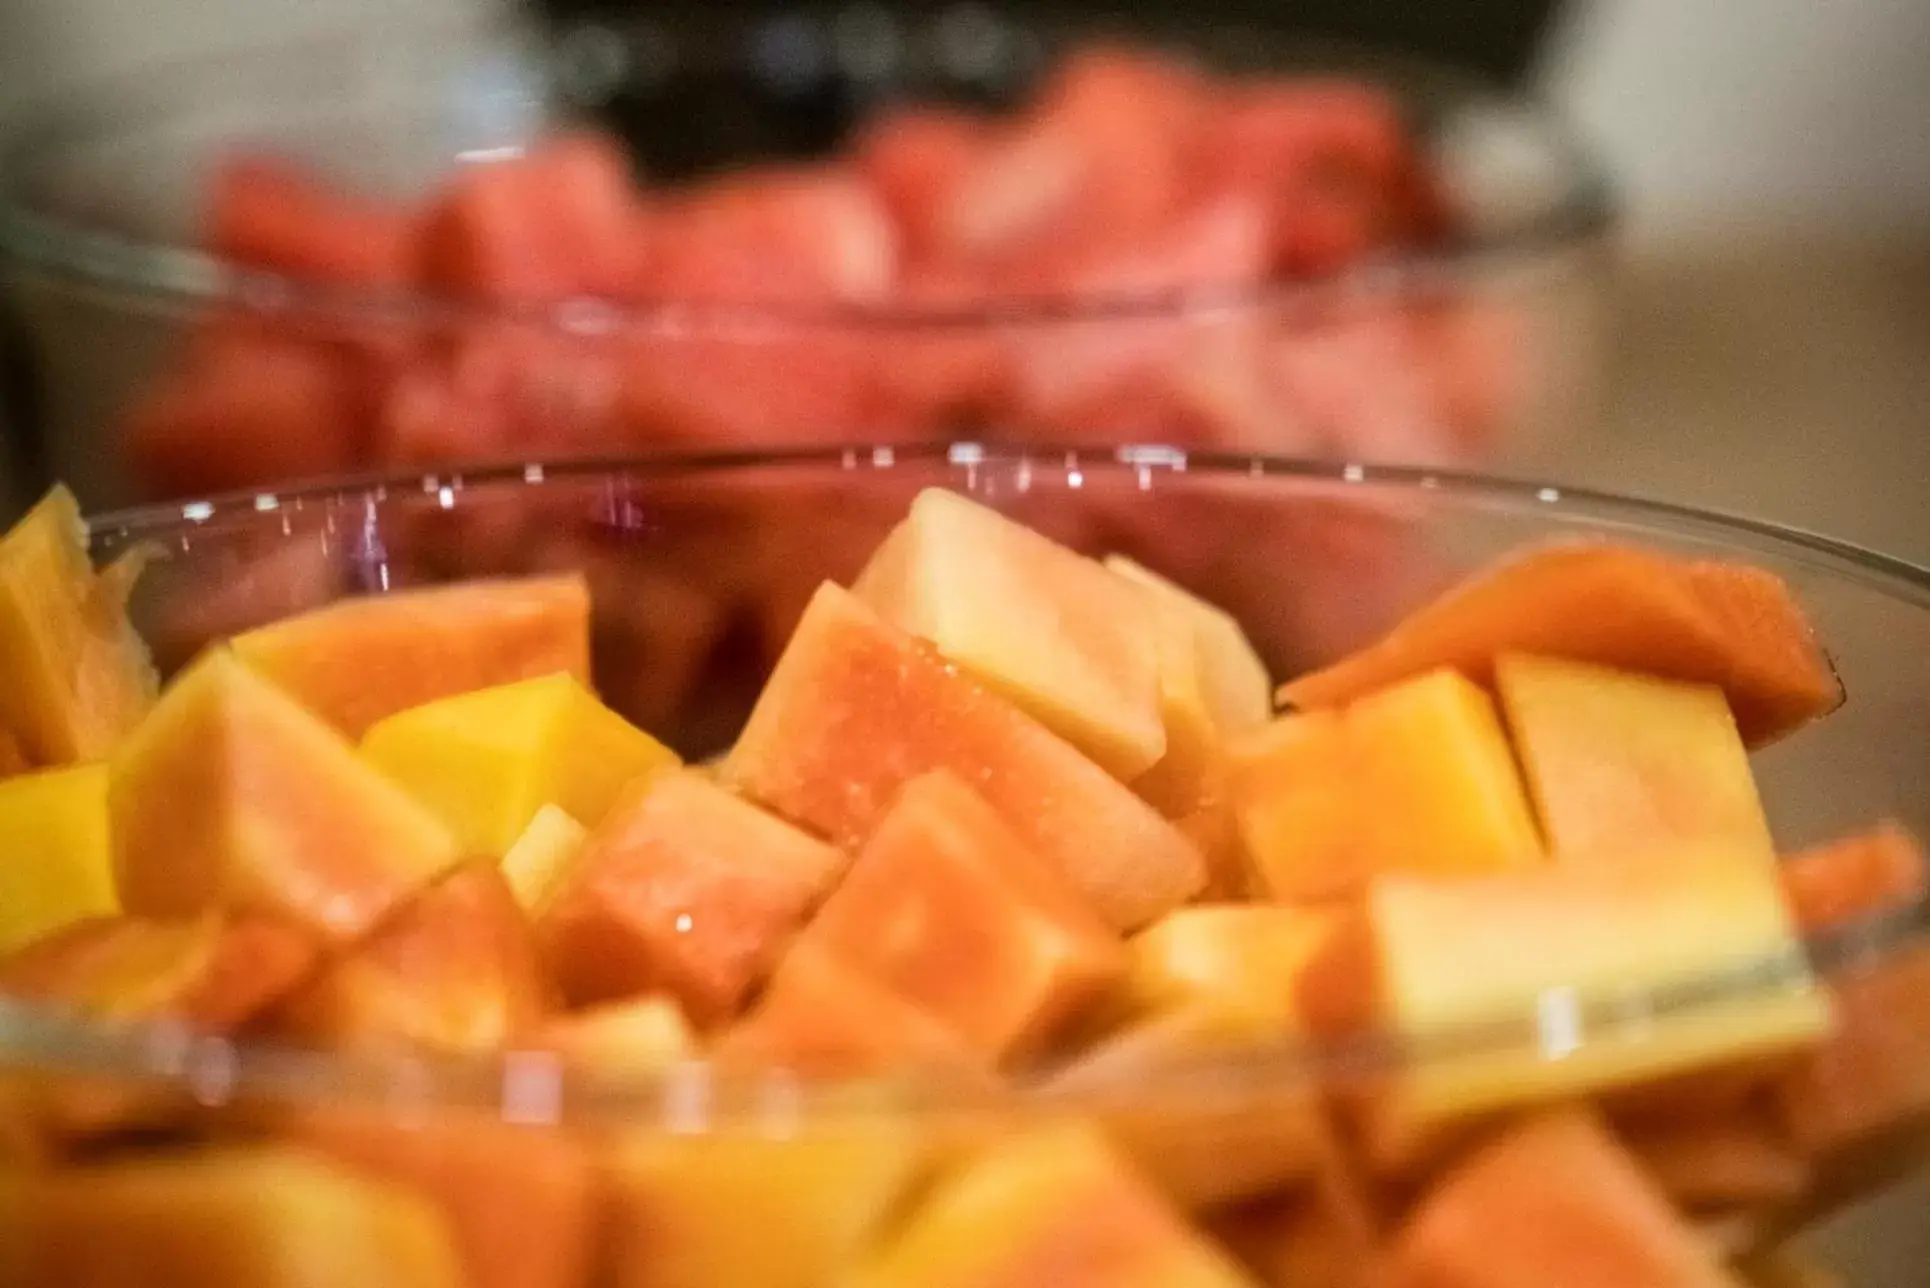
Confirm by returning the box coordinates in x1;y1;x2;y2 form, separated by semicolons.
798;771;1126;1063
0;486;156;766
1367;843;1829;1165
277;862;545;1052
850;1122;1261;1288
603;1122;927;1288
1619;1111;1811;1210
14;1148;464;1288
0;912;316;1030
1779;823;1927;932
1773;940;1930;1157
649;170;898;303
230;573;591;738
0;764;116;953
362;672;679;856
1277;542;1840;747
1104;556;1271;736
538;769;847;1022
1231;669;1542;902
1120;903;1344;1031
534;995;695;1069
208;154;415;287
1383;1109;1747;1288
500;804;589;915
1211;1129;1382;1288
284;1110;596;1288
853;488;1167;779
723;583;1205;930
1496;652;1774;859
111;649;459;943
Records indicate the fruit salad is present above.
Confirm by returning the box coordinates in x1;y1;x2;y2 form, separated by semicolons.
2;479;1926;1288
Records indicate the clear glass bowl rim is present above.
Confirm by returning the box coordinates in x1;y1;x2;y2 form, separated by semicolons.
8;442;1923;1130
0;18;1615;330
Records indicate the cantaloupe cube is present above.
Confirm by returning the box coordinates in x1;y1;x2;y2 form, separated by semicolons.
0;486;156;767
538;770;847;1023
724;583;1205;930
1105;555;1271;736
1383;1109;1747;1288
1231;668;1542;903
1496;652;1774;860
500;804;589;916
13;1148;465;1288
603;1119;928;1288
0;764;117;953
852;488;1167;779
277;862;545;1052
362;673;678;856
850;1122;1262;1288
534;995;695;1070
231;573;591;737
1366;843;1829;1167
797;771;1126;1063
111;649;460;944
1120;904;1345;1032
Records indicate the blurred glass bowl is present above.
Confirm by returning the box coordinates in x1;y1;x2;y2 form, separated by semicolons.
0;15;1610;512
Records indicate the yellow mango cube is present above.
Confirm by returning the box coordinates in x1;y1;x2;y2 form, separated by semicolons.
1120;904;1345;1032
362;673;678;856
852;488;1166;780
1496;652;1775;859
1104;556;1271;736
0;486;156;767
0;763;117;953
499;804;588;915
603;1119;928;1288
1231;668;1543;902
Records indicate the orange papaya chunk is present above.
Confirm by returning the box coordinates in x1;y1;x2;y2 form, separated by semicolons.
110;649;460;944
1773;940;1930;1158
1120;903;1346;1033
1619;1111;1810;1211
0;911;316;1030
723;583;1205;930
1384;1109;1747;1288
538;769;847;1023
1779;823;1927;933
0;486;156;766
849;1122;1263;1288
1230;669;1542;903
283;1109;596;1288
798;771;1126;1064
0;763;118;954
1496;653;1774;859
14;1148;464;1288
1211;1125;1382;1288
1277;542;1839;747
231;573;591;737
277;862;546;1052
533;995;695;1070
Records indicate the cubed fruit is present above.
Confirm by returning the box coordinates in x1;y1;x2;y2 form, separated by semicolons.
1104;556;1271;736
716;936;979;1077
1120;904;1345;1032
0;912;316;1030
1230;668;1542;903
12;1148;464;1288
1773;941;1930;1158
110;650;460;944
1366;842;1829;1168
1113;552;1226;825
230;573;591;738
1619;1111;1810;1211
648;170;898;303
362;673;679;856
852;488;1167;779
1778;823;1926;933
538;770;847;1022
284;1110;596;1288
602;1118;928;1288
500;804;589;916
1210;1125;1382;1288
0;764;117;953
1277;542;1840;748
207;154;415;287
1383;1109;1746;1288
849;1122;1261;1288
1496;652;1774;859
798;771;1125;1063
1044;1002;1328;1209
852;107;989;258
0;486;156;766
276;862;545;1052
723;583;1204;930
533;995;694;1070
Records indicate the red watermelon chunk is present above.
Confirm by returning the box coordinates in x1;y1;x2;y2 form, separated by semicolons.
854;108;990;263
207;155;415;289
647;169;898;303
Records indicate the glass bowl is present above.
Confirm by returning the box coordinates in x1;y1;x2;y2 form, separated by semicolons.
2;445;1925;1286
0;15;1611;513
